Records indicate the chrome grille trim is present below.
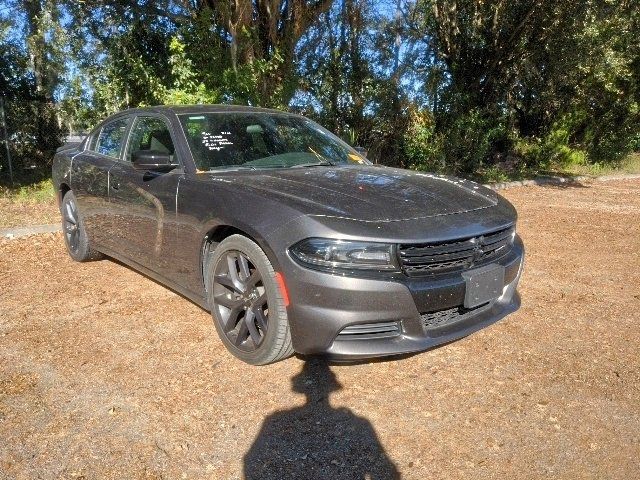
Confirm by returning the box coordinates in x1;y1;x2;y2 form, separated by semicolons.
398;226;515;276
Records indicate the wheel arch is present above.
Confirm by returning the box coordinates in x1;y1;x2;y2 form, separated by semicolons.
58;182;71;209
200;223;283;294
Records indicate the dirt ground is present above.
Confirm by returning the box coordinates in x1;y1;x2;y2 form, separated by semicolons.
1;179;639;479
0;198;59;230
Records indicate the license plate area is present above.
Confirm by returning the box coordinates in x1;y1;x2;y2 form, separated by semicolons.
462;264;505;308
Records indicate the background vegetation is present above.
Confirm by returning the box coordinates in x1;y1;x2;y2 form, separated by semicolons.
1;0;639;186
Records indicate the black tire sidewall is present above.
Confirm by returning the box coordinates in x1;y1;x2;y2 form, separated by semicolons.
61;191;96;262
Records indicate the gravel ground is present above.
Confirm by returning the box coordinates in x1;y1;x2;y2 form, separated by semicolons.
1;180;639;479
0;198;59;230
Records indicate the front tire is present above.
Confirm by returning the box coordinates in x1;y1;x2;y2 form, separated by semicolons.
205;234;293;365
61;191;103;262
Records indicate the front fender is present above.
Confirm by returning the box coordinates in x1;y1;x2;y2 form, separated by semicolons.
174;175;304;298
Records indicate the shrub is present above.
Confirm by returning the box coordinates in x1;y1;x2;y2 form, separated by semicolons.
1;95;64;183
404;109;445;172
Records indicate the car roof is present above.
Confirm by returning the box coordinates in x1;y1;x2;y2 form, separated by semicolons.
119;104;293;117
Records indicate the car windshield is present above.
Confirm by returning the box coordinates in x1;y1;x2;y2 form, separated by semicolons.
178;112;369;171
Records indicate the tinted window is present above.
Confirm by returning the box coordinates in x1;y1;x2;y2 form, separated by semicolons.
126;116;176;163
178;113;368;171
94;118;129;158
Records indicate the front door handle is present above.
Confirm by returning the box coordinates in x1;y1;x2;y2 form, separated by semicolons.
111;182;120;191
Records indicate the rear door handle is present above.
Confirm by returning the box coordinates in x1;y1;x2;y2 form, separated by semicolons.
111;182;120;191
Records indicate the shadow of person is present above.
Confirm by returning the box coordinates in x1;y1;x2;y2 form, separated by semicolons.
243;356;400;479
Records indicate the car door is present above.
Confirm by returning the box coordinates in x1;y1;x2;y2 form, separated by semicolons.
107;115;183;276
71;116;130;248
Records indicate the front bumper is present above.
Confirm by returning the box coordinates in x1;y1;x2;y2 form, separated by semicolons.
282;235;524;360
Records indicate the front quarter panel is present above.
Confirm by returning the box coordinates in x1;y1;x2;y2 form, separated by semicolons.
173;174;305;299
52;148;75;208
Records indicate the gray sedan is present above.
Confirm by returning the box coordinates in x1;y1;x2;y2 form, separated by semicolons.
52;105;524;365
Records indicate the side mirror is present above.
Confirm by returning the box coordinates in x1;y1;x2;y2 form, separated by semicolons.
131;150;178;172
354;146;368;158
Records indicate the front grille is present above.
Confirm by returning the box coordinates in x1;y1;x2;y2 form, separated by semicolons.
398;226;514;276
421;303;489;330
337;321;400;339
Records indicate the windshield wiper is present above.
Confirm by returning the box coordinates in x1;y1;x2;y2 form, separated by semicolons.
305;146;335;167
289;160;335;168
208;165;257;172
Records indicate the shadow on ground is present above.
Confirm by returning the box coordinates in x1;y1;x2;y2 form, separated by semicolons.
243;356;400;480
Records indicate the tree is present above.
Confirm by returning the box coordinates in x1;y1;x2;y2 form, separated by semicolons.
295;0;416;164
405;0;640;174
63;0;335;108
0;5;64;181
22;0;64;102
4;0;639;181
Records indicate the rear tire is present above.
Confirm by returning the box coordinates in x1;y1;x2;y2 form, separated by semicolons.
61;191;103;262
205;234;293;365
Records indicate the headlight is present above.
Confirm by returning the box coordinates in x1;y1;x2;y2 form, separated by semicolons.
290;238;398;271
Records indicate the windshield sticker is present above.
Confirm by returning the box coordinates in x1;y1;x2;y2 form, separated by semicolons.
201;131;234;151
348;153;366;163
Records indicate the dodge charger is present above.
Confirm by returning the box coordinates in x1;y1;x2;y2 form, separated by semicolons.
52;105;524;365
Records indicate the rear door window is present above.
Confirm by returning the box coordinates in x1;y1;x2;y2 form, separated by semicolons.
93;118;129;158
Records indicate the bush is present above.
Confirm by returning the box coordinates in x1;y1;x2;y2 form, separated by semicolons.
404;108;511;175
1;94;64;183
514;124;587;171
513;106;639;171
440;109;510;174
404;109;445;172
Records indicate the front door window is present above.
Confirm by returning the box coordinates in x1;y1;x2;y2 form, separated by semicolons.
126;117;176;164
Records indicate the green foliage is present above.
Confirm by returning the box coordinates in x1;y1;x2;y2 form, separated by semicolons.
223;50;287;107
477;166;514;184
413;0;640;174
441;110;510;174
89;19;174;114
158;37;221;105
514;113;588;170
4;96;64;170
0;178;54;201
3;0;639;185
0;17;63;182
57;77;96;132
404;109;445;172
295;1;409;165
405;108;511;175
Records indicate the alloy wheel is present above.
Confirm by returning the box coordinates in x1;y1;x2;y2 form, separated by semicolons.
63;198;80;253
212;251;269;352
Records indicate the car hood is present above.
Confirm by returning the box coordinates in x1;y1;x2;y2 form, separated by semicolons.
216;165;498;222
